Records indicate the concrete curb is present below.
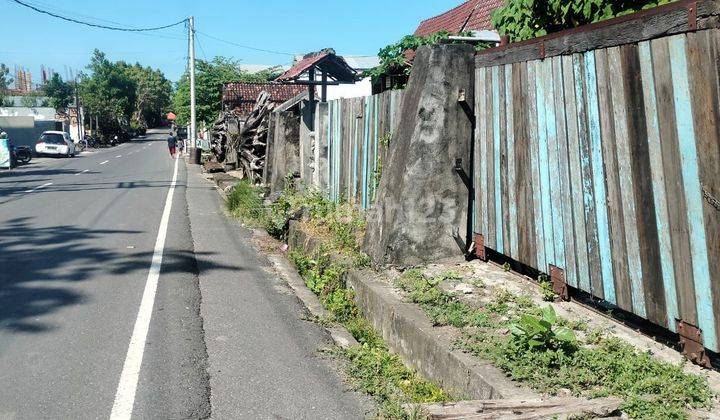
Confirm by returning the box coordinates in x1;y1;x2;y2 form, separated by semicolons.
206;170;535;401
287;222;537;401
206;171;359;350
262;247;359;349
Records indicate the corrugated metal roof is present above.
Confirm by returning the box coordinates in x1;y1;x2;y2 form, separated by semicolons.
414;0;504;37
342;56;381;70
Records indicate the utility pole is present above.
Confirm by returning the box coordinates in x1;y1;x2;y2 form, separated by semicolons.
188;16;198;162
74;77;82;142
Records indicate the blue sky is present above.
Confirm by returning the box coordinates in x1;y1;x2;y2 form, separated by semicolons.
2;0;459;83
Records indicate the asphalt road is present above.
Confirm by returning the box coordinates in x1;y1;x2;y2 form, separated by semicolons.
0;129;368;419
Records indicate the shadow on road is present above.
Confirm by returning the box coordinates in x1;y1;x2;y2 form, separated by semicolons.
0;216;237;333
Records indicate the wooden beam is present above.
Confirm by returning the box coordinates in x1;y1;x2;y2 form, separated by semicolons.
290;80;341;86
321;71;328;102
476;0;720;67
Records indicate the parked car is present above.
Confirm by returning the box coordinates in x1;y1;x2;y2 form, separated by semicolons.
36;131;76;157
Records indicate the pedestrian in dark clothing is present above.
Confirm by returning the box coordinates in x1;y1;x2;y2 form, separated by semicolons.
167;132;177;158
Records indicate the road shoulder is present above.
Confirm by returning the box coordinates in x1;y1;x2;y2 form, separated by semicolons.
185;162;371;419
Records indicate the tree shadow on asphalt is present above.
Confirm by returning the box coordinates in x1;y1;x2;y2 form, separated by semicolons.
0;177;166;205
0;217;239;334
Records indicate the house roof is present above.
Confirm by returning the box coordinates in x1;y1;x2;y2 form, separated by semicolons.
414;0;504;37
222;83;306;116
276;51;360;84
342;56;381;71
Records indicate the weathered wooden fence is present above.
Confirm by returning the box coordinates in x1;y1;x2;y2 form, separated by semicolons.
315;90;404;208
474;1;720;353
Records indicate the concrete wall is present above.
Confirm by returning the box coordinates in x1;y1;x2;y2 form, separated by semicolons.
363;44;476;267
0;116;59;149
266;44;475;268
267;110;301;195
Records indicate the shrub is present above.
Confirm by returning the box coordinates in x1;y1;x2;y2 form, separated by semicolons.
492;0;675;43
225;181;265;223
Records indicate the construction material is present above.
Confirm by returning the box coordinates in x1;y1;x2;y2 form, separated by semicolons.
410;397;622;419
211;92;276;183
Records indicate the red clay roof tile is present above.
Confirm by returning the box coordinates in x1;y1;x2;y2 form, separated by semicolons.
414;0;504;37
222;83;306;116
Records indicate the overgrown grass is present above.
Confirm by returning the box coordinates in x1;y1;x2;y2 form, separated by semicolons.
226;182;367;255
395;270;714;419
225;180;265;224
289;248;449;418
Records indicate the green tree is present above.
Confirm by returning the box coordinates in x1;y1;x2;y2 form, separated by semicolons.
172;57;281;126
492;0;675;43
78;50;137;136
125;64;172;128
0;64;14;105
43;73;74;111
20;91;49;107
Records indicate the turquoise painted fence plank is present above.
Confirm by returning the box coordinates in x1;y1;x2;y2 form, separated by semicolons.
505;64;518;259
329;101;335;201
584;50;616;304
335;100;342;202
527;62;546;269
492;66;504;253
554;56;577;287
372;95;380;206
361;97;370;209
326;103;331;194
573;55;596;294
544;58;566;270
668;35;717;349
351;100;359;200
608;48;647;318
374;95;381;202
639;41;679;332
478;67;489;239
536;60;555;271
564;54;589;289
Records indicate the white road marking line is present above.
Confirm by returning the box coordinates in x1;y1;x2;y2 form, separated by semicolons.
74;169;90;176
99;160;109;165
23;182;53;193
110;156;180;419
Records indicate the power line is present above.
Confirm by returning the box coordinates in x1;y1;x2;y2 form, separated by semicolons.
9;0;188;32
195;32;209;62
196;31;296;56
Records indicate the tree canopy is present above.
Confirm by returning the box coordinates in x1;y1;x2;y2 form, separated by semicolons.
125;63;173;128
172;57;282;127
43;73;74;111
0;64;13;105
78;49;172;136
492;0;674;42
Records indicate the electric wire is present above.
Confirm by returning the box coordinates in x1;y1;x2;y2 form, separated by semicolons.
195;31;296;56
9;0;188;32
195;32;209;62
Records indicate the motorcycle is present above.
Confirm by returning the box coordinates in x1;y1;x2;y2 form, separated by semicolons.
13;145;32;165
85;135;99;148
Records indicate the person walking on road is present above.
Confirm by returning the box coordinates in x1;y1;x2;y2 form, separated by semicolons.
167;132;177;158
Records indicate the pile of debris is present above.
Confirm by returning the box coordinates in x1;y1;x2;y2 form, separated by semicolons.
210;92;275;183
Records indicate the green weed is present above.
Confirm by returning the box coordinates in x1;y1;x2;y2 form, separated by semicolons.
395;270;713;419
225;181;265;224
538;274;557;302
290;248;448;418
